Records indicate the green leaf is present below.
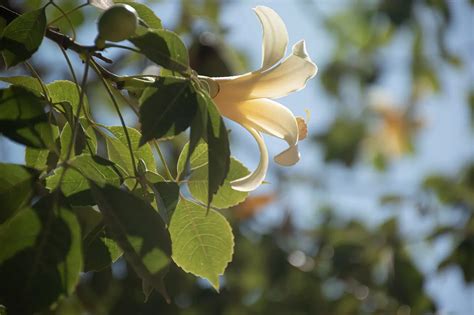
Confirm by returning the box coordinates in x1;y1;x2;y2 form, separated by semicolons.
0;164;36;223
176;141;209;178
116;1;163;29
46;154;122;197
0;86;54;148
144;170;166;183
151;181;180;224
0;79;86;122
0;194;82;314
47;80;89;117
84;235;122;272
1;8;46;67
25;147;50;170
25;125;59;171
178;140;248;209
169;198;234;290
76;206;123;271
59;121;97;161
130;30;189;72
199;93;230;206
178;92;230;206
189;157;250;209
138;77;198;145
106;126;157;174
90;183;172;301
0;76;44;94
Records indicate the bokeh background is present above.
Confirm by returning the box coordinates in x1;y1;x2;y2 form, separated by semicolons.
1;0;473;314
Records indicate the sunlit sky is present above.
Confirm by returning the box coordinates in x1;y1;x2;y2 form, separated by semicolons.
0;0;473;313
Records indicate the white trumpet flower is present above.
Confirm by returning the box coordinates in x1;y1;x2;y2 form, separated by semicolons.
201;6;318;192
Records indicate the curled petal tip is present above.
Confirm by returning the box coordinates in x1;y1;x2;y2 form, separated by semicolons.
231;126;269;192
292;40;318;77
292;40;309;58
274;145;300;166
230;179;258;192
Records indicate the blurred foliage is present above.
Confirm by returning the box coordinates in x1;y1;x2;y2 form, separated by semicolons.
1;0;473;314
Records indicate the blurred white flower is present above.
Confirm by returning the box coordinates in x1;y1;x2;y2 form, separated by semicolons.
201;6;318;191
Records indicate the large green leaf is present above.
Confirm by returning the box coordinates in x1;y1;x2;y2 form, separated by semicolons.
169;198;234;290
0;195;82;314
199;93;230;206
84;234;122;272
59;121;97;161
176;141;209;178
0;78;88;119
106;126;156;174
74;205;123;272
25;125;59;171
178;141;248;209
25;147;50;170
138;77;198;145
46;154;122;197
1;8;46;67
90;183;171;300
130;30;189;72
177;92;230;206
150;181;180;224
141;172;179;222
0;86;54;148
189;157;250;209
47;80;89;117
0;164;36;223
0;76;43;94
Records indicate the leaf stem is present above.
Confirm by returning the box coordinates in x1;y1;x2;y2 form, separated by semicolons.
58;46;78;85
109;84;174;182
152;141;174;181
50;1;77;41
65;57;90;162
24;62;50;101
47;2;88;26
104;43;141;53
90;60;138;178
56;45;94;123
56;55;91;187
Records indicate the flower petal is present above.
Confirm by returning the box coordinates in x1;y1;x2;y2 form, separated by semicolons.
214;40;317;103
248;40;318;99
254;6;288;71
217;98;300;166
218;98;298;143
231;125;269;192
274;144;300;166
